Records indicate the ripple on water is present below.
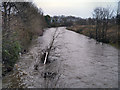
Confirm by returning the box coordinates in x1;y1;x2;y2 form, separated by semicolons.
3;27;118;88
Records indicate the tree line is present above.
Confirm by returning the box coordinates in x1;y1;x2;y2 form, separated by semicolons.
2;2;46;75
65;5;119;46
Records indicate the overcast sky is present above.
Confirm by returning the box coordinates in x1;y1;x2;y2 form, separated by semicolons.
32;0;119;18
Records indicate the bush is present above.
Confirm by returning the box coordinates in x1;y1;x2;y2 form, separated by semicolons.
2;41;21;72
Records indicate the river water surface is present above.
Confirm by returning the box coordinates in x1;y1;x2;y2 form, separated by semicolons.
3;27;118;88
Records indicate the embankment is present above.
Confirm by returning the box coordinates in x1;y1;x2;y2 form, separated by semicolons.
2;2;46;75
67;25;119;48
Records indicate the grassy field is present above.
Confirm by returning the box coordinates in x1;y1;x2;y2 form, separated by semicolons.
67;25;120;49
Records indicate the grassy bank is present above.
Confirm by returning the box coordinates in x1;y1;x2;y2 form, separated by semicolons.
67;25;119;49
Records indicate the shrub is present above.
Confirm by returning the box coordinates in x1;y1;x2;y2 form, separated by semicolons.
2;41;21;72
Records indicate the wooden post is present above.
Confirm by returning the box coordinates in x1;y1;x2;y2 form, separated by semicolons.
44;52;48;64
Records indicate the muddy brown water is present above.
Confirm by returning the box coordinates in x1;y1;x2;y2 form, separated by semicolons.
3;27;118;88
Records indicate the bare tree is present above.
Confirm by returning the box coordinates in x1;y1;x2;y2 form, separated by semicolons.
93;7;114;43
2;2;46;74
34;27;64;71
42;28;64;64
117;1;120;45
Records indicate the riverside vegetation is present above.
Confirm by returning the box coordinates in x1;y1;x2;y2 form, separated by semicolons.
2;2;46;75
67;7;120;49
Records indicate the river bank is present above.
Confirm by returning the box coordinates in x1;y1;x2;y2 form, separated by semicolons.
2;2;46;76
66;25;120;49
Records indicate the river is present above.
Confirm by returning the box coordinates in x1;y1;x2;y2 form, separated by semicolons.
3;27;118;88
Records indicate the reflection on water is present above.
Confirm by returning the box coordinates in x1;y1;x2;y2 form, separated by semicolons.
3;27;118;88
